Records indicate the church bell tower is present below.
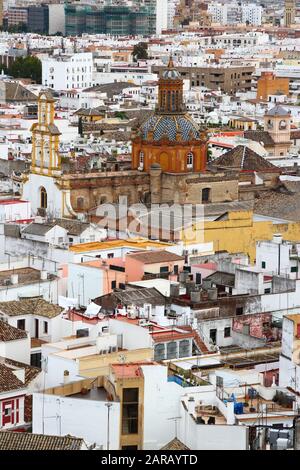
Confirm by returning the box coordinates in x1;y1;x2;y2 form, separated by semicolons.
31;92;62;177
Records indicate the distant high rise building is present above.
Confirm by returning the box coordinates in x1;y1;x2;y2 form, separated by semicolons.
208;2;262;26
284;0;296;27
27;4;49;34
65;3;153;36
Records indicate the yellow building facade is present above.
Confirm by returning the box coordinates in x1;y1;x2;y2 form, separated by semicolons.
181;210;300;262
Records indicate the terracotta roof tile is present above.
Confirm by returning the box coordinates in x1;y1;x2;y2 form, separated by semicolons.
161;438;190;450
0;320;27;342
0;299;62;318
0;357;40;385
128;250;184;265
0;431;85;450
244;130;275;146
0;363;26;393
212;145;278;171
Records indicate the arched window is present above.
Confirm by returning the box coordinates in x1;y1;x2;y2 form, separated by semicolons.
187;152;193;169
279;120;287;130
40;187;47;209
202;187;211;203
77;197;84;210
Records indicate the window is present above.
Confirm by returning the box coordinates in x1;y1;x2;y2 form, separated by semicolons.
17;319;25;330
122;388;139;435
31;352;42;368
58;237;64;244
224;327;231;338
261;261;266;269
236;307;244;316
264;288;271;294
40;187;47;209
209;329;217;344
108;253;114;259
160;266;169;273
111;280;116;289
43;321;48;334
291;266;298;273
201;187;211;203
4;406;12;417
187;152;193;169
174;265;179;275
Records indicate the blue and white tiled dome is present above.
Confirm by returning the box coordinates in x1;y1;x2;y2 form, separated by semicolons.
162;68;181;80
140;114;200;142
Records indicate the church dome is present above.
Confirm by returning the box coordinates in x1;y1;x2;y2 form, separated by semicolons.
162;56;181;80
140;114;200;142
162;68;181;80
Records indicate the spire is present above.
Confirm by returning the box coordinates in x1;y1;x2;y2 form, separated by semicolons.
168;55;175;68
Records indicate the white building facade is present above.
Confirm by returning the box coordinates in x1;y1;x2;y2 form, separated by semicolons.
42;53;93;91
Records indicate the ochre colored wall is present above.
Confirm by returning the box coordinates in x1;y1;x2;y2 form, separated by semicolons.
181;211;300;263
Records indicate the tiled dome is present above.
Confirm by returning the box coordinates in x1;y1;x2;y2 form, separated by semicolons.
162;68;181;80
140;114;200;142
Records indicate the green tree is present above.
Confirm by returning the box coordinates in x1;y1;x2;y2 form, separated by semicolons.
9;56;42;84
114;111;128;120
133;42;148;62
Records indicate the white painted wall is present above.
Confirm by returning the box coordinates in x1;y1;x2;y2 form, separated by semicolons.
179;412;249;450
0;278;58;303
33;393;120;449
0;336;30;364
142;364;216;449
0;201;31;222
68;263;103;307
42;53;93;91
22;173;68;219
256;240;294;277
109;319;152;351
42;353;81;389
198;317;233;348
